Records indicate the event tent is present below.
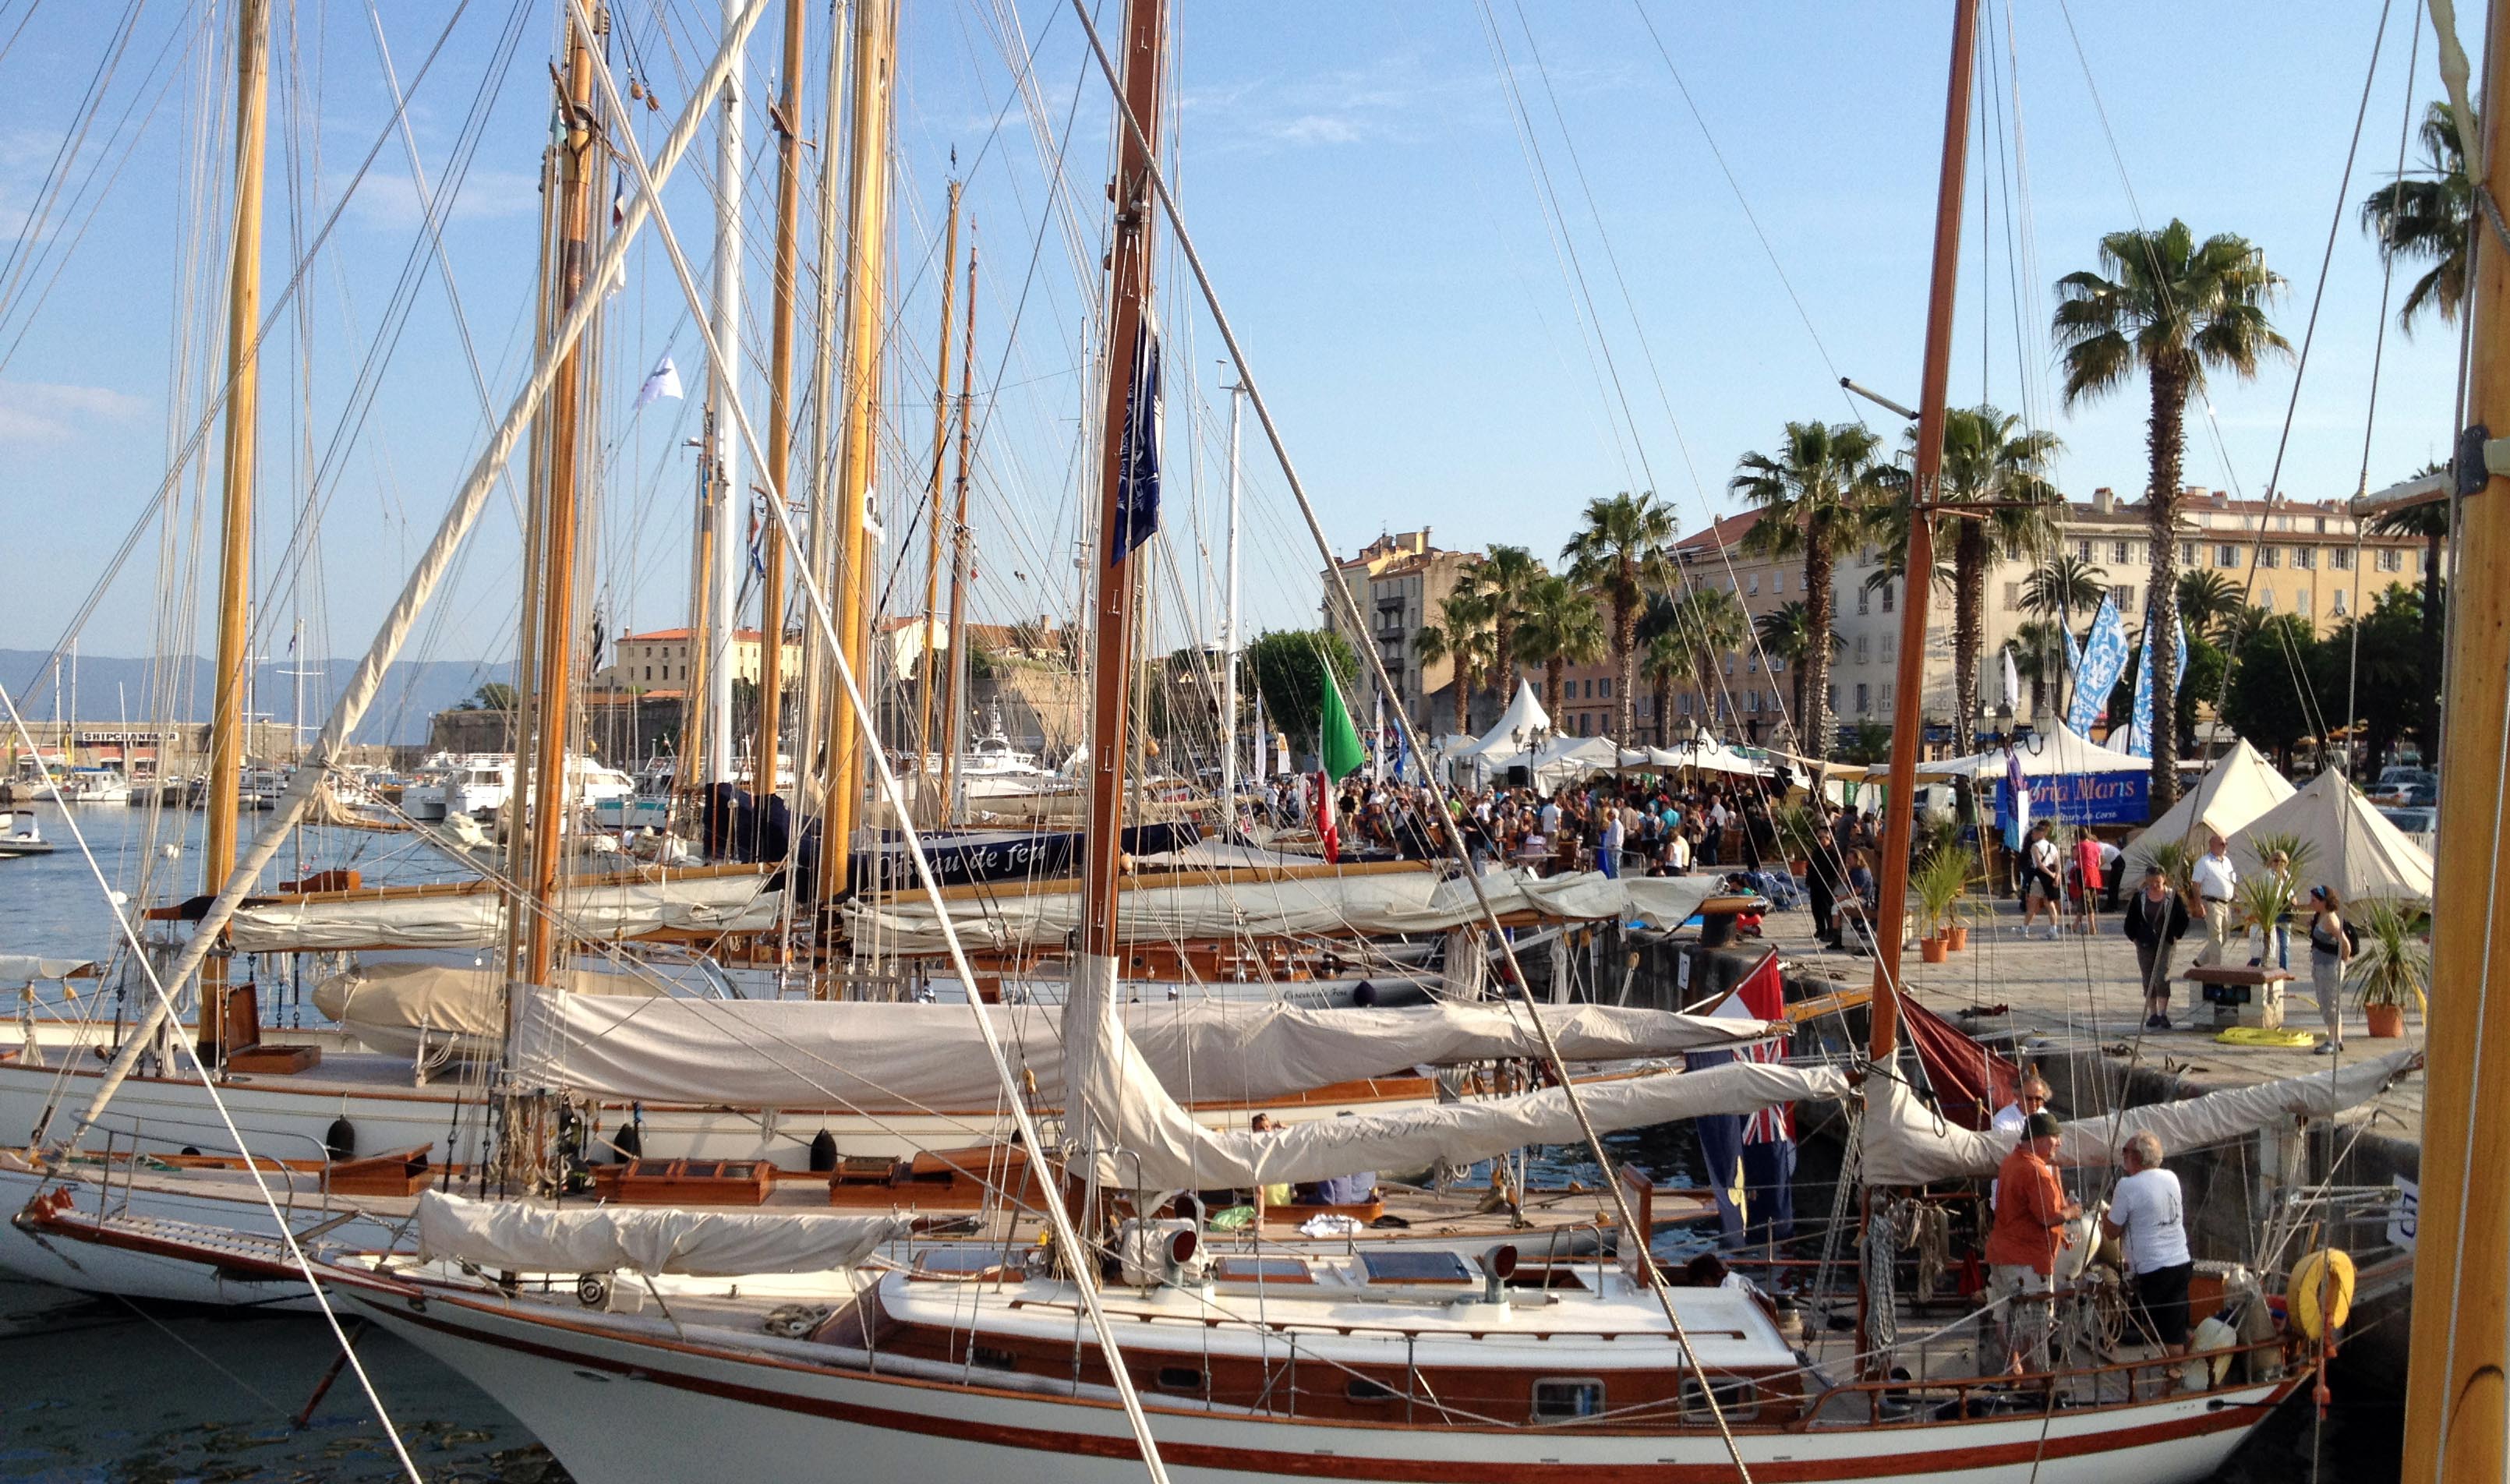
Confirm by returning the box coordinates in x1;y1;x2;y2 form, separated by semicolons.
1447;680;1554;783
1912;719;2150;780
2230;767;2433;906
1488;733;1623;795
2123;740;2296;871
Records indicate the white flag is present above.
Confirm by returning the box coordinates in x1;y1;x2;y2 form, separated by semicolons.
633;355;684;410
2001;646;2020;712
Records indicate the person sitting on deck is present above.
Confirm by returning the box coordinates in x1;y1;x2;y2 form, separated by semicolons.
2102;1130;2194;1370
1985;1111;2080;1375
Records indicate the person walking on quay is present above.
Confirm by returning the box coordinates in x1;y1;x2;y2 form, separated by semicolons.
2020;822;2063;939
2307;884;2354;1055
2125;865;2192;1030
2103;1130;2194;1375
2070;830;2105;935
2191;832;2238;967
1986;1111;2080;1374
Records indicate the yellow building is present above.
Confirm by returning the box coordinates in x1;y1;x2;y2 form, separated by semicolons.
593;627;799;694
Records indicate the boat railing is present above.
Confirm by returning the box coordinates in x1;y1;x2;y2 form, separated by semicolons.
1793;1334;2297;1429
87;1118;345;1229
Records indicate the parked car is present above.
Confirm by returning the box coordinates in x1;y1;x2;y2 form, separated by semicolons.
2380;804;2438;853
2369;768;2438;806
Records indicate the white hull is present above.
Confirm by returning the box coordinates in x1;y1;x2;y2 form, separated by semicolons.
357;1288;2285;1484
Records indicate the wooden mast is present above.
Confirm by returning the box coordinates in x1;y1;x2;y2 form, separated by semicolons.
521;6;603;985
2399;30;2510;1477
916;182;961;812
1856;0;1977;1374
751;0;808;809
815;0;893;926
1867;0;1978;1064
200;0;272;1054
938;227;979;825
1076;0;1167;973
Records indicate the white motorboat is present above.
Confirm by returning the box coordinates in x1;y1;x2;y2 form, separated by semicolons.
0;810;53;857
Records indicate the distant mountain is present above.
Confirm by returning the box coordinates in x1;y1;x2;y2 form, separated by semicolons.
0;650;511;746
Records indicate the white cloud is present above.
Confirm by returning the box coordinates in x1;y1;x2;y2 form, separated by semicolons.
0;380;147;443
346;166;542;233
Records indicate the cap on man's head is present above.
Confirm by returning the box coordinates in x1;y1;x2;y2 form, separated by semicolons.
2024;1111;2063;1141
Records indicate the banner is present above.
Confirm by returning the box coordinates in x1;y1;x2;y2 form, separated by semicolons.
1996;770;2151;827
2125;616;2189;758
1108;318;1162;563
2063;592;2130;735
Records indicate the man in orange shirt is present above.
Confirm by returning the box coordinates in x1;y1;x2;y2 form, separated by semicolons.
1984;1111;2080;1374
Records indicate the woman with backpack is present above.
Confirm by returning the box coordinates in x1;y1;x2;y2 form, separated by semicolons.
2307;884;2354;1055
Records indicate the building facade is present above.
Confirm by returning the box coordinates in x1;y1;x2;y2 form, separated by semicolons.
1321;529;1480;732
592;627;801;694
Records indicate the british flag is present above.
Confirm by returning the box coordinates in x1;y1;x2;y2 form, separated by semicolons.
1686;950;1797;1247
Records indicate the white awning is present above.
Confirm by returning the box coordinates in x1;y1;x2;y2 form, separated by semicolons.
416;1190;910;1277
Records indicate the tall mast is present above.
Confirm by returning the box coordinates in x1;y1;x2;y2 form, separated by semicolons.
2399;33;2510;1478
1867;0;1978;1065
796;0;850;853
916;180;962;813
751;0;808;804
937;227;979;825
1221;376;1246;837
200;0;271;1051
814;0;893;924
521;5;604;986
704;0;747;789
1857;0;1976;1374
1076;0;1167;980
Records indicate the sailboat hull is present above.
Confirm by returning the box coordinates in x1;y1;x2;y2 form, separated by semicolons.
356;1289;2287;1484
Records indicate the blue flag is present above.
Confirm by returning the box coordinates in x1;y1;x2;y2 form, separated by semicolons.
1108;317;1162;564
2126;616;2189;758
2063;592;2130;735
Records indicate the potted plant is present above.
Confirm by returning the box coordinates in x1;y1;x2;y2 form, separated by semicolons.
1771;801;1819;878
2233;872;2296;973
2349;899;2427;1039
1911;849;1967;963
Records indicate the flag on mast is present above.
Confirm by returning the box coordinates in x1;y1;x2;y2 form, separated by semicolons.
1317;671;1366;864
1108;318;1163;563
634;354;684;410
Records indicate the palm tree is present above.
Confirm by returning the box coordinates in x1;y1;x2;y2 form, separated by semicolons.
2054;220;2289;807
1868;406;2061;755
1641;631;1688;748
1511;574;1604;720
2020;553;2109;621
2010;620;2066;718
1660;585;1748;734
2175;567;2243;641
1731;421;1890;760
2371;471;2448;757
1754;599;1841;746
1412;591;1495;735
1561;492;1680;740
2361;101;2475;333
1455;544;1547;708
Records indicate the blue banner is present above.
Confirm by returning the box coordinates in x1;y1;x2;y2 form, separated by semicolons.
2125;616;2189;758
1108;318;1163;564
2064;592;2130;735
1997;770;2151;827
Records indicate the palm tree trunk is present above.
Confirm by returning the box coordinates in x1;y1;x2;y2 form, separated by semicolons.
1803;539;1835;758
1494;616;1518;705
1614;577;1639;742
1654;675;1671;747
2422;525;2443;765
1953;522;1985;756
1453;657;1472;734
1544;658;1564;720
2145;365;2189;810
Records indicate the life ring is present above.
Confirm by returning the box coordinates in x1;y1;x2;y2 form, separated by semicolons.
2289;1248;2355;1340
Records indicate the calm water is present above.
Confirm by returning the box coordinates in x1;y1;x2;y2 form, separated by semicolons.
0;804;2395;1480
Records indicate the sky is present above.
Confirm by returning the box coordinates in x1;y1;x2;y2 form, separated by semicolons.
0;0;2476;693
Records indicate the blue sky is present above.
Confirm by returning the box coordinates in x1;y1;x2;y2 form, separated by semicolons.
0;0;2474;683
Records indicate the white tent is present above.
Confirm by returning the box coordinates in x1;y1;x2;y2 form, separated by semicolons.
1913;719;2149;780
1489;732;1622;795
1617;730;1769;779
1449;679;1557;784
2124;739;2296;871
2231;766;2433;906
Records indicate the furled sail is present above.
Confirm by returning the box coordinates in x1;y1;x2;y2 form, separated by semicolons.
315;962;666;1056
416;1191;910;1276
1859;1048;2420;1186
507;991;1780;1111
225;867;781;952
1057;954;1844;1189
847;866;1720;954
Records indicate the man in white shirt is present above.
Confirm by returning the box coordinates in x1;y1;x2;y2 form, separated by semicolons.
2102;1130;2194;1360
1598;807;1626;878
2191;834;2238;966
1538;797;1563;839
2021;824;2063;938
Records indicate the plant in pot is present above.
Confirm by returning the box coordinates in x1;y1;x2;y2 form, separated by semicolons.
2348;899;2427;1039
1911;849;1967;963
2232;871;2296;976
1771;801;1819;878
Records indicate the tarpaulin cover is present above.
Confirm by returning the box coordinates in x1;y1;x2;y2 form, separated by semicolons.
416;1190;910;1277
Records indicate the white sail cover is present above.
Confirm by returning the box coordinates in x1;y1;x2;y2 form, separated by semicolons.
2230;767;2434;906
2124;739;2296;871
0;956;94;984
1860;1048;2420;1186
847;867;1718;955
229;870;782;952
1054;952;1841;1188
508;992;1780;1111
315;962;666;1056
416;1190;910;1277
